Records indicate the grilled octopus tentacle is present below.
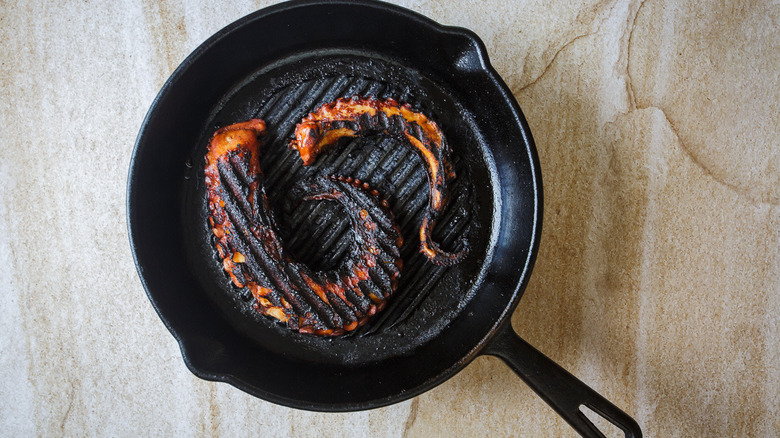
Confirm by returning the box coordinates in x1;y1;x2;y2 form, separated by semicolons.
290;96;467;266
205;120;402;336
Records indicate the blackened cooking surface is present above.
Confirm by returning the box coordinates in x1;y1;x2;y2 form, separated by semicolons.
182;51;497;365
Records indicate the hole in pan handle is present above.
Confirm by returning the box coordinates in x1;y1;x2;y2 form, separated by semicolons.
482;321;643;438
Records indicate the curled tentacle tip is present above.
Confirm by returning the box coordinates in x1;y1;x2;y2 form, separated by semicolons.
420;238;469;267
428;251;468;267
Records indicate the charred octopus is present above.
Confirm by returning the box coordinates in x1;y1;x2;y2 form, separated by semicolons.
204;97;466;336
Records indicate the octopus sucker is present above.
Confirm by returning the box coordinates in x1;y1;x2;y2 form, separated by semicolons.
205;120;402;335
290;96;468;266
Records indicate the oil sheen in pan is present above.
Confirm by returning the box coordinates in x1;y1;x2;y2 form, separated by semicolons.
182;50;498;365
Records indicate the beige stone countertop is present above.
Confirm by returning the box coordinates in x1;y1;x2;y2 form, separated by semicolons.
1;0;777;436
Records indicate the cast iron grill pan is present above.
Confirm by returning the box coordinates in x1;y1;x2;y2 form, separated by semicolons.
128;1;642;436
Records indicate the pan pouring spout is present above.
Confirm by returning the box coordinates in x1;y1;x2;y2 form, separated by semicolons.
205;119;402;336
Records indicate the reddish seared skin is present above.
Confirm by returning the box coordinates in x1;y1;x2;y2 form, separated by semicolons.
205;120;402;336
290;96;467;266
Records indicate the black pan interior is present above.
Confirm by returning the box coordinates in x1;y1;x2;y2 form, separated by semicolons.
183;50;496;365
128;0;540;410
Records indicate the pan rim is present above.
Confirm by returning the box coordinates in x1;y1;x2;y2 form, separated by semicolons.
127;0;542;411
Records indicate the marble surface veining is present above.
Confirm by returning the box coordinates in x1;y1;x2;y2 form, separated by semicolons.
1;0;777;436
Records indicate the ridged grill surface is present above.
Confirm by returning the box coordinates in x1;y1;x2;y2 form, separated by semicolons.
200;57;478;339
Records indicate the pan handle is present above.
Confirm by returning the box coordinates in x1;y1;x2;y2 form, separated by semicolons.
482;321;642;438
